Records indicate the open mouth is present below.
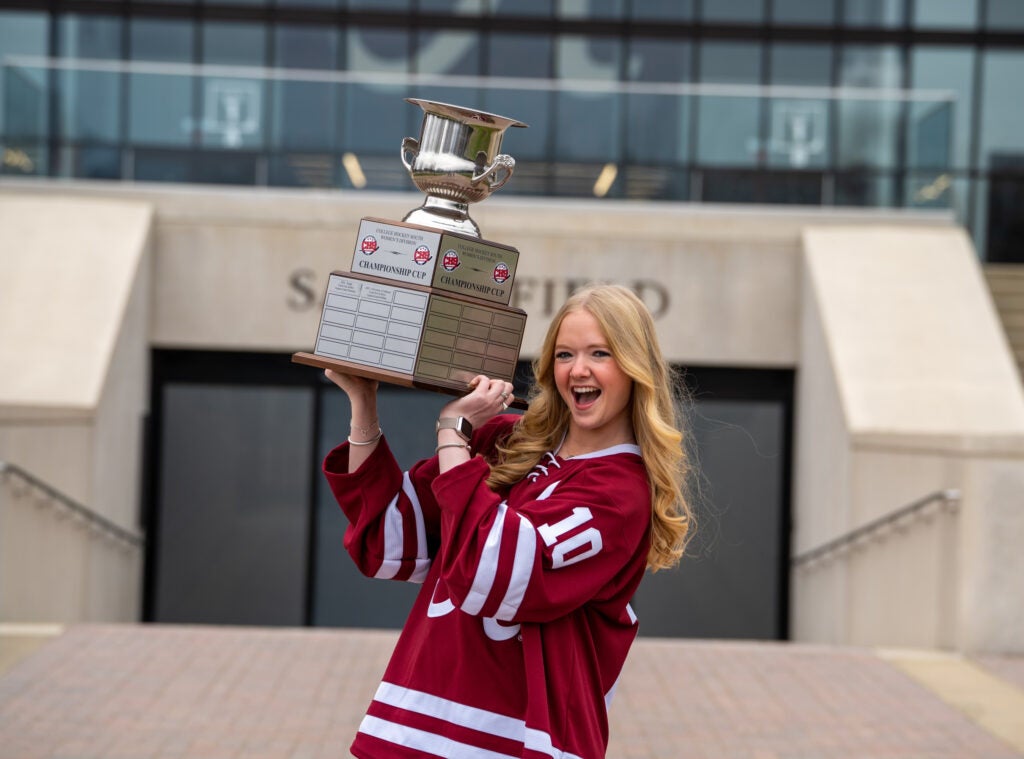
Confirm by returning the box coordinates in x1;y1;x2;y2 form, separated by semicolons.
572;387;601;407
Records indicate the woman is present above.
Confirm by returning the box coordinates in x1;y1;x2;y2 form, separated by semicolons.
323;284;692;759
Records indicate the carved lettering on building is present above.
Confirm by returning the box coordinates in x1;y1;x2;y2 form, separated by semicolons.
288;270;670;319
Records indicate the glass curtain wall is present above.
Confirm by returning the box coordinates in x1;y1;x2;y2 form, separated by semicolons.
1;1;1022;260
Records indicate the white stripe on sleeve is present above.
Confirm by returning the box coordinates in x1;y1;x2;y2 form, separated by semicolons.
495;513;537;621
373;470;431;582
459;502;509;615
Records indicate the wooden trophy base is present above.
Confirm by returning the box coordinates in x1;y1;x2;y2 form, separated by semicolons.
292;270;528;408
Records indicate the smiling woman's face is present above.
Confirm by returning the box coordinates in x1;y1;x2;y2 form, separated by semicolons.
553;308;634;451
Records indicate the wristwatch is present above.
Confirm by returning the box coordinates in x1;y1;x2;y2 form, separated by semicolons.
436;416;473;442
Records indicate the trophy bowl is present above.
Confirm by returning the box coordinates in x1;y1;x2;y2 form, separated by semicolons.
401;98;527;237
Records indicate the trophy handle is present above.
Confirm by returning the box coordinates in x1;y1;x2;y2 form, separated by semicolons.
401;137;420;172
472;154;515;190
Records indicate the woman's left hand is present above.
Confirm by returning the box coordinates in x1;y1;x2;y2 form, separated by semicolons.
439;375;515;431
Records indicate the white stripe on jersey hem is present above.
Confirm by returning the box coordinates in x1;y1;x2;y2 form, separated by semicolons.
374;682;522;741
460;502;508;615
560;442;642;460
525;727;586;759
359;715;518;759
371;682;584;759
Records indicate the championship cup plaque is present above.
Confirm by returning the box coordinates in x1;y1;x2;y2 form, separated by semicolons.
293;99;528;404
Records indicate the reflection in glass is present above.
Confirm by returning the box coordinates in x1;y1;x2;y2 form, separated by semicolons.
491;0;551;15
700;0;765;23
415;29;481;111
200;22;266;150
272;25;338;152
912;0;977;29
343;27;413;183
697;42;761;167
486;33;552;161
843;0;904;26
626;39;692;165
419;0;486;14
555;36;622;162
630;0;692;20
129;19;194;146
58;16;122;142
772;0;835;24
986;0;1024;29
978;50;1024;170
557;0;624;18
909;47;969;169
0;12;49;139
904;171;961;218
768;45;832;169
837;46;902;169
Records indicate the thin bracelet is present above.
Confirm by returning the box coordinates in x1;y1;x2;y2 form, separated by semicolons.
348;427;383;446
350;418;380;437
435;442;471;455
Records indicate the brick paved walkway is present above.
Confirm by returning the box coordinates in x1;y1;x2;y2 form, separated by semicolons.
0;625;1020;759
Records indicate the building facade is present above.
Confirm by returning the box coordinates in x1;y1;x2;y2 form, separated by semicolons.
1;1;1023;652
2;0;1023;259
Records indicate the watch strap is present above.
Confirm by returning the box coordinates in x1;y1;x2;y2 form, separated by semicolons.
436;416;472;442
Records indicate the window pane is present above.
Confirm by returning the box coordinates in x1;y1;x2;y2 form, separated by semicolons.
486;33;552;161
629;0;693;20
491;0;552;15
909;47;971;170
767;45;832;168
557;0;625;18
419;0;486;14
555;35;622;162
342;27;415;183
276;0;339;6
414;29;480;109
58;16;123;142
837;46;902;169
697;42;761;167
272;25;338;151
978;50;1024;170
912;0;978;29
772;0;835;24
0;12;49;140
200;22;267;149
843;0;904;26
626;38;692;164
700;0;765;23
986;0;1024;29
129;19;194;146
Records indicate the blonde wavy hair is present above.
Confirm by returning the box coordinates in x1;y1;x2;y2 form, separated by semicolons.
487;284;692;571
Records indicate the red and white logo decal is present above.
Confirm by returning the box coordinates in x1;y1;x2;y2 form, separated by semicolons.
442;249;461;271
493;262;511;284
360;235;378;254
413;245;432;265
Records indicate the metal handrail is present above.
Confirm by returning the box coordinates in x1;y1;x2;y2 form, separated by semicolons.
0;460;144;548
791;489;960;568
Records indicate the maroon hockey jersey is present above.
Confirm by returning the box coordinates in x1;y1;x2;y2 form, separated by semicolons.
323;415;651;759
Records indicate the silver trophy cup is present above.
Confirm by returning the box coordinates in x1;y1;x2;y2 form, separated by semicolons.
401;98;527;237
293;98;529;404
